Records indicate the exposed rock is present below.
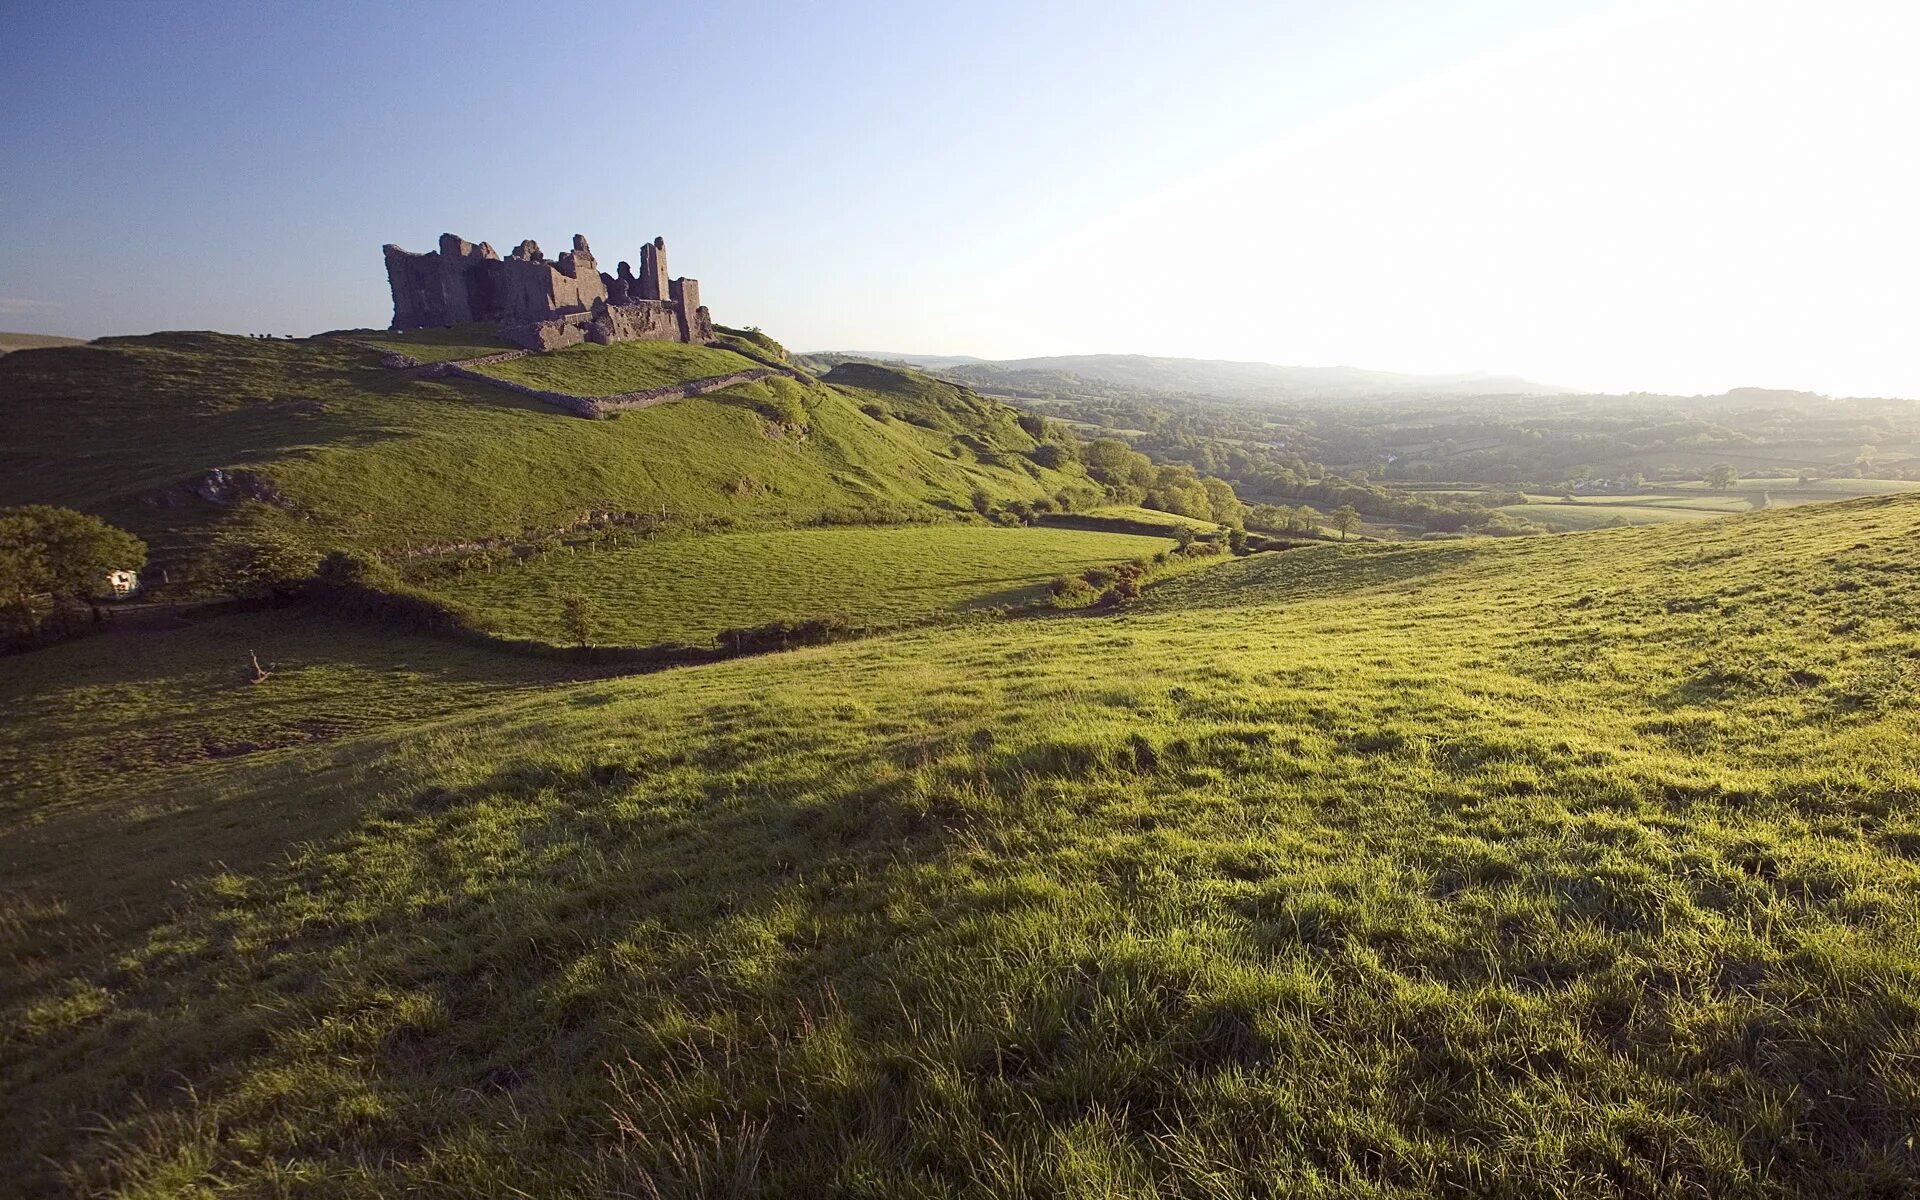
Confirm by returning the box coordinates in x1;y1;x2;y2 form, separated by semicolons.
143;467;291;509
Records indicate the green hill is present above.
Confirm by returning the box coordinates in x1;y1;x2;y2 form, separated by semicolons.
6;492;1918;1195
0;334;1091;577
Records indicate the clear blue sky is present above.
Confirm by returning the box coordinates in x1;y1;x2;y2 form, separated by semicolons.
4;1;1915;395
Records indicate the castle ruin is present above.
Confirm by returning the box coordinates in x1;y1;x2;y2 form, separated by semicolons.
382;233;713;352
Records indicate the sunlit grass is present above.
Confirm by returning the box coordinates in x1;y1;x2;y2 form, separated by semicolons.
436;525;1175;645
5;495;1920;1195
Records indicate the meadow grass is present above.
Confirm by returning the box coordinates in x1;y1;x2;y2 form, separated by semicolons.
435;525;1175;645
5;494;1919;1196
1504;502;1724;530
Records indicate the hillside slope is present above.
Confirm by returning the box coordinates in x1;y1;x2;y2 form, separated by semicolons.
5;494;1917;1195
0;334;1086;573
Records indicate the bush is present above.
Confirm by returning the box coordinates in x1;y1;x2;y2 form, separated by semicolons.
1030;442;1072;469
718;614;857;654
559;592;596;650
202;522;318;600
315;549;380;587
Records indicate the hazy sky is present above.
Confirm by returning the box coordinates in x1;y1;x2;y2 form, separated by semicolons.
3;0;1915;395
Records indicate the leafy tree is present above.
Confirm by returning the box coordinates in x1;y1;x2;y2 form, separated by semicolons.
968;488;993;516
559;592;596;651
1334;504;1362;541
1201;477;1244;528
0;505;146;632
1144;465;1214;521
1228;527;1249;555
1082;439;1156;497
1705;463;1738;489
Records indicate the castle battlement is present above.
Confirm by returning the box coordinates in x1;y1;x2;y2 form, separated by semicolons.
382;233;713;352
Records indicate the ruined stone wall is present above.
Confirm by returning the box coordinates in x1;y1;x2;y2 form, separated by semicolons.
497;312;593;353
385;231;711;347
588;300;683;344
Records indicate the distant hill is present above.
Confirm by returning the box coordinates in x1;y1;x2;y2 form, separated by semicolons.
822;350;989;370
0;331;86;355
822;350;1569;401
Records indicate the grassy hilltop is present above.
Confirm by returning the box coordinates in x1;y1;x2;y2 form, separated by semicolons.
0;332;1090;572
6;490;1918;1196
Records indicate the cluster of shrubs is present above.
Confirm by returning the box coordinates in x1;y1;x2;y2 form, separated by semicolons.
306;550;488;637
812;503;942;527
716;614;860;654
969;485;1104;526
1046;532;1239;609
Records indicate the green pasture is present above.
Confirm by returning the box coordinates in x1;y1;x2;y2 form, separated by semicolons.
437;524;1176;646
7;494;1919;1195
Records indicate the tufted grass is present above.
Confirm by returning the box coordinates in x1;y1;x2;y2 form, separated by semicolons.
4;494;1919;1196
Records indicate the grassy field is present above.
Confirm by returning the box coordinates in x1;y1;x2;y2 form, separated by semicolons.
6;493;1919;1195
437;525;1176;645
1503;500;1724;530
472;340;762;396
0;335;1087;572
1506;479;1920;531
353;323;519;363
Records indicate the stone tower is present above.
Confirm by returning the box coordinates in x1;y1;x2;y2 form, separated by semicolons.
638;236;670;301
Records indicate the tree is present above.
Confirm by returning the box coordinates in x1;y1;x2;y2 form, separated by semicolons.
1704;463;1738;489
559;592;596;652
968;488;993;516
1200;477;1244;528
1082;439;1156;497
0;505;146;633
1333;504;1362;541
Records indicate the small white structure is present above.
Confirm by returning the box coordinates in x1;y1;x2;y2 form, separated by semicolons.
104;569;140;599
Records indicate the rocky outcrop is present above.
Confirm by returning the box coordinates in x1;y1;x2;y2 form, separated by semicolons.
142;467;292;510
